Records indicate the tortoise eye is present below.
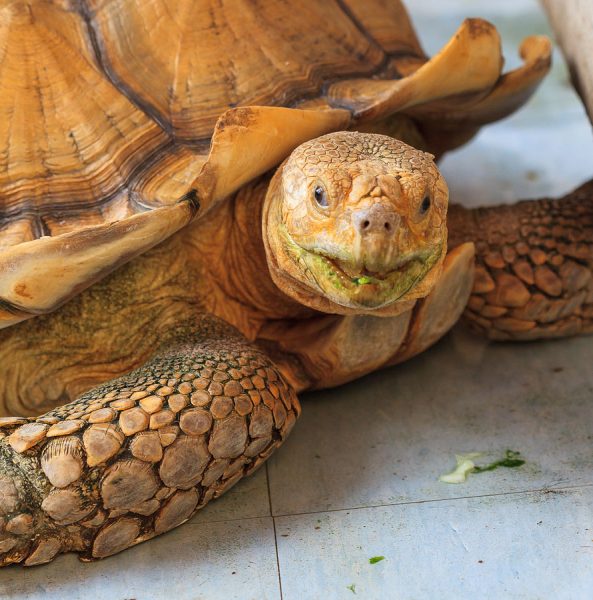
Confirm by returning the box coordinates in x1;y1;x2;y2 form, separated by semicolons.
419;195;431;215
313;185;329;208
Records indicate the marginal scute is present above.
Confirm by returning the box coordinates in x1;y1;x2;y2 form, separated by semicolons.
92;517;141;559
100;460;159;510
41;436;84;488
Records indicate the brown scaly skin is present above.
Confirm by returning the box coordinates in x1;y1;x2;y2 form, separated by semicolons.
449;180;593;340
0;133;591;567
0;316;298;565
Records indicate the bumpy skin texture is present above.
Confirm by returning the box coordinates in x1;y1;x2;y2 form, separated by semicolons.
0;316;299;566
448;180;593;340
264;132;449;315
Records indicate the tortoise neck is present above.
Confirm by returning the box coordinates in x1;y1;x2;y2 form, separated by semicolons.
193;177;313;338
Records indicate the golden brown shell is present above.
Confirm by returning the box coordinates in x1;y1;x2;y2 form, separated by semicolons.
0;0;551;326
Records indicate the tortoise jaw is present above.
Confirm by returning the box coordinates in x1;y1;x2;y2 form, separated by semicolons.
278;223;443;309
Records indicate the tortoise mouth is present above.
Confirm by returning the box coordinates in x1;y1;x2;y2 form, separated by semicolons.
278;224;443;309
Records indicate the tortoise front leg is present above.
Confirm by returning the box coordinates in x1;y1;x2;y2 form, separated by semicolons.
0;316;299;566
448;180;593;340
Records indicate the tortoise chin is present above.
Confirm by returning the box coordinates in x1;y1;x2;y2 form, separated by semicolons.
279;223;444;310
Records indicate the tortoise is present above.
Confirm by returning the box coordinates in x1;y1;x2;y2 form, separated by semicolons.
3;0;589;567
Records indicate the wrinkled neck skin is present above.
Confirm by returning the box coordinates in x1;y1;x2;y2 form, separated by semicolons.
190;177;316;340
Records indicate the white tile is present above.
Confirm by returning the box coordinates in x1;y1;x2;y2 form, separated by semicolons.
276;486;593;600
0;517;280;600
268;330;593;515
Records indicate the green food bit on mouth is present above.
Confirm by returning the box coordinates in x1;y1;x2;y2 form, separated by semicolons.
439;450;525;484
352;276;373;285
369;556;385;564
473;450;525;473
347;584;356;594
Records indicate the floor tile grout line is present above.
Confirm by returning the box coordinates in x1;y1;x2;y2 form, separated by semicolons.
265;462;284;600
267;482;593;520
189;482;593;527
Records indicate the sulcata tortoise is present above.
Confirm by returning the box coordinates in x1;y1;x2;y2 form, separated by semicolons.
1;0;588;567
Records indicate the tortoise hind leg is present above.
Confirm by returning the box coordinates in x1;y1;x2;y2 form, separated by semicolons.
448;180;593;340
0;315;299;566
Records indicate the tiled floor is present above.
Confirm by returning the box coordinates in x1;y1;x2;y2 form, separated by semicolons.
2;1;593;599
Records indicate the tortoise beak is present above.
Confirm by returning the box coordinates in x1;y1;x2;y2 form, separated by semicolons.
350;203;401;275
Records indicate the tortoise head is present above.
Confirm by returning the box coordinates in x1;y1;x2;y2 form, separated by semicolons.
263;132;448;315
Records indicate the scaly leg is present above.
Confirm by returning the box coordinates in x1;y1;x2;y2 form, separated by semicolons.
0;316;299;566
448;180;593;340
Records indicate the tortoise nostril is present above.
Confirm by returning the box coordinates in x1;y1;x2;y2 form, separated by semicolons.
353;206;397;236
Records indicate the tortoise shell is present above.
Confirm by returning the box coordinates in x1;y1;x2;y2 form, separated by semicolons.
0;0;551;327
